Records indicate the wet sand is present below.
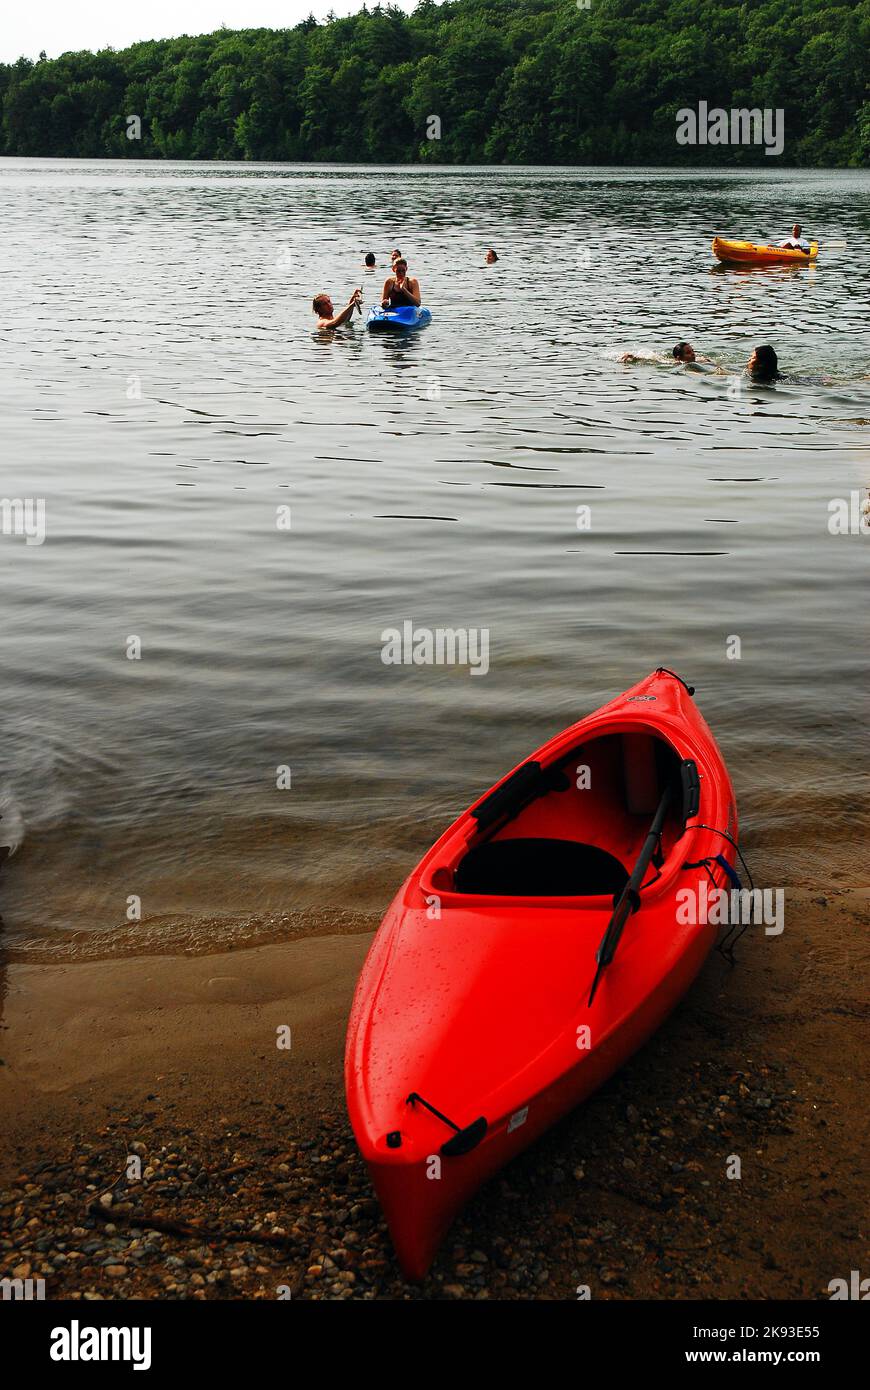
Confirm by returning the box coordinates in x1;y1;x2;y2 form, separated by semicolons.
1;891;867;1299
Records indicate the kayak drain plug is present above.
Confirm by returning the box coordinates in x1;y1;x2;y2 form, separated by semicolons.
386;1131;402;1149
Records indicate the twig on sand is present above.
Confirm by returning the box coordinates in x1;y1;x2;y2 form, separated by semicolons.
87;1198;298;1250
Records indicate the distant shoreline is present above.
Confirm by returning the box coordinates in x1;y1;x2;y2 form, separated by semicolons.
1;2;863;167
2;157;864;171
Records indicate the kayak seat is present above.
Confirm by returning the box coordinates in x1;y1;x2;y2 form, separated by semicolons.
455;838;629;897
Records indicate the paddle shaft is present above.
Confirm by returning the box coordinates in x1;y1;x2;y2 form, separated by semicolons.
595;783;674;971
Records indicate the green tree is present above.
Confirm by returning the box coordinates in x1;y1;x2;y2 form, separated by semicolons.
0;0;866;166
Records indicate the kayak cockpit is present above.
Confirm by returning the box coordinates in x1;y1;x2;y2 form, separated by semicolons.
433;730;689;900
455;837;628;897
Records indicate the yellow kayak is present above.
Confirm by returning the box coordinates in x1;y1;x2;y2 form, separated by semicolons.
712;236;818;266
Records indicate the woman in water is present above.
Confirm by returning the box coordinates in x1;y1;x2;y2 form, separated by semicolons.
381;258;421;309
747;345;779;382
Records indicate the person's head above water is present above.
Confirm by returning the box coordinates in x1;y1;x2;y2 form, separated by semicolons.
312;287;362;328
748;345;779;381
672;341;696;363
485;248;499;263
364;252;376;267
792;223;802;239
390;248;401;262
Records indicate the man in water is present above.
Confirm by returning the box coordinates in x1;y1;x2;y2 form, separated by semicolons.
485;248;499;264
363;252;376;268
747;345;779;381
312;287;362;329
775;223;811;252
381;258;421;309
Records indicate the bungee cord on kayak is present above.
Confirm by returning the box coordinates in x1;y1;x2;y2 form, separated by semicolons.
682;825;757;966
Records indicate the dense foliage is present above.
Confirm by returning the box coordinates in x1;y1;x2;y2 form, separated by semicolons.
1;0;867;164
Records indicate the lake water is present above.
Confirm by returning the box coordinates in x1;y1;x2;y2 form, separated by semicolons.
1;160;867;954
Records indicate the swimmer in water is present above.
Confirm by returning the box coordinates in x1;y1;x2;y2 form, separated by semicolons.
619;341;717;368
312;287;362;330
671;341;717;366
363;252;376;268
747;344;779;382
485;248;499;264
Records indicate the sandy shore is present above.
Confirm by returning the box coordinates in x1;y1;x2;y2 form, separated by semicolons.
1;890;867;1300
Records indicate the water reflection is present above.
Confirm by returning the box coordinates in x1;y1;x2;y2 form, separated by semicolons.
0;160;867;952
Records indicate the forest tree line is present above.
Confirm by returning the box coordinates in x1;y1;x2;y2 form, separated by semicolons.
0;0;867;165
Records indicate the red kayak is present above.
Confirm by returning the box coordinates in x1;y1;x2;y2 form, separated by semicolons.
345;669;739;1279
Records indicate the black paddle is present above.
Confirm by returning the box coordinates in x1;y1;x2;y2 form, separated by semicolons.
587;782;673;1006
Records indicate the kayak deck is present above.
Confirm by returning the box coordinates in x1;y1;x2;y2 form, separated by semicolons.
712;236;818;266
366;305;432;331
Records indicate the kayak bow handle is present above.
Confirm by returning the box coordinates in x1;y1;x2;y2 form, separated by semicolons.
406;1092;488;1157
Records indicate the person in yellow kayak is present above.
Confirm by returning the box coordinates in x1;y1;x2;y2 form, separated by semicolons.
772;223;811;253
313;286;362;329
381;258;421;309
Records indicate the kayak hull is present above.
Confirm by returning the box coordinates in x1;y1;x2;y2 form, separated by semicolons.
712;236;818;266
366;305;432;331
362;915;720;1280
345;670;739;1280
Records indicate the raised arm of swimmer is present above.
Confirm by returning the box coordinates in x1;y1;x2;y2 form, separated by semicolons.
313;288;362;330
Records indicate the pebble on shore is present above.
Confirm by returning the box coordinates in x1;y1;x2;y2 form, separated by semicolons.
0;1056;805;1300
